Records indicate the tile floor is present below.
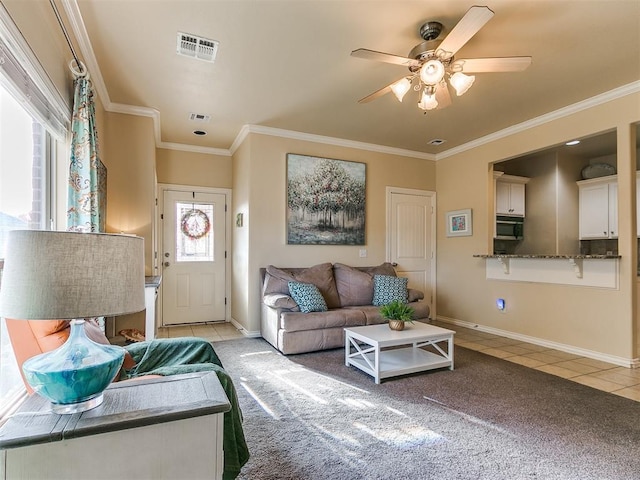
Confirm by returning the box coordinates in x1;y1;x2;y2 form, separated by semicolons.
157;322;245;343
433;321;640;402
165;321;640;403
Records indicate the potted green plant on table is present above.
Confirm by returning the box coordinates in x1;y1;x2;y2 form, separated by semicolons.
380;299;414;331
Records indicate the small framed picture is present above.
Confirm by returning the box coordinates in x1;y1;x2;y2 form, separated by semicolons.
446;209;472;237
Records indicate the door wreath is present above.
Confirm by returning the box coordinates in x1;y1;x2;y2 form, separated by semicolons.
180;208;210;240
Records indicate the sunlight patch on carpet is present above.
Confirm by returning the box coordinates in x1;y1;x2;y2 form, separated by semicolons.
424;395;515;437
337;397;376;409
239;350;275;358
240;381;280;419
385;406;408;417
352;421;443;447
268;370;328;404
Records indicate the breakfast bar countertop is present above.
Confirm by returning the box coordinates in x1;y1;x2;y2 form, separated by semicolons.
473;254;621;259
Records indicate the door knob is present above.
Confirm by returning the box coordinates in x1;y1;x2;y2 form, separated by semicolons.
164;261;170;267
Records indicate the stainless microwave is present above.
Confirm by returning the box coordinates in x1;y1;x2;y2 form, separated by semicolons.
496;215;524;240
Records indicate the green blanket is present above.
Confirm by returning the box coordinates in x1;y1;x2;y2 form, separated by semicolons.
123;338;249;480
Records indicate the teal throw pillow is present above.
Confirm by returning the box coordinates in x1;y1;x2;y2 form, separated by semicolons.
288;281;328;313
372;275;409;306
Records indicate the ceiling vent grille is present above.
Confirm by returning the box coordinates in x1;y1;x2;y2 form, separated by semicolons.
189;113;211;123
177;33;219;62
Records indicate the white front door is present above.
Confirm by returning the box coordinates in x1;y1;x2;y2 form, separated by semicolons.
387;188;436;316
161;189;227;325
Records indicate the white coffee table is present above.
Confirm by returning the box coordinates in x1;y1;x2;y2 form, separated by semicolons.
344;322;455;384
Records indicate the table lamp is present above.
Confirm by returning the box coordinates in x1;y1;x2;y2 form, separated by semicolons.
0;230;145;414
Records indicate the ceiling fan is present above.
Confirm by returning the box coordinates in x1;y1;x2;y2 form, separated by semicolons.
351;5;532;111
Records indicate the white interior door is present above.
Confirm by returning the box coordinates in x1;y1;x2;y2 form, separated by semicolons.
387;188;436;315
162;189;226;325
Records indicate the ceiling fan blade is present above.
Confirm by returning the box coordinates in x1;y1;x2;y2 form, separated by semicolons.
358;83;394;103
437;6;495;59
351;48;421;68
435;84;452;109
452;57;532;73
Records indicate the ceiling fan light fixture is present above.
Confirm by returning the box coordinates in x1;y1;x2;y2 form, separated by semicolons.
390;78;412;102
449;72;475;96
418;90;438;111
419;59;445;85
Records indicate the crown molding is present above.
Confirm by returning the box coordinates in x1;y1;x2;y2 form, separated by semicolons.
61;0;109;108
158;141;231;156
230;124;436;160
437;81;640;160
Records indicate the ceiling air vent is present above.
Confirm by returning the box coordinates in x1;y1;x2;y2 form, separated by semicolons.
427;139;446;146
177;33;219;63
189;113;211;123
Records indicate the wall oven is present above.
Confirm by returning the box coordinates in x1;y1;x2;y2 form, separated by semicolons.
496;215;524;240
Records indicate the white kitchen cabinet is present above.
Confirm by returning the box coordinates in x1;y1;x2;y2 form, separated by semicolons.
578;176;617;239
495;174;528;216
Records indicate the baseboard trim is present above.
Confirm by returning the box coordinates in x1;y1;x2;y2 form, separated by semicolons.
230;318;261;338
436;315;639;369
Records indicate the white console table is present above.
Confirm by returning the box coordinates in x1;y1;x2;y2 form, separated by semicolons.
0;372;229;479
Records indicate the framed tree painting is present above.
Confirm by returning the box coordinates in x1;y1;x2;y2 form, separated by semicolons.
287;154;366;245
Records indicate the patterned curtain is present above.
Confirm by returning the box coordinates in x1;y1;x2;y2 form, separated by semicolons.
67;75;106;233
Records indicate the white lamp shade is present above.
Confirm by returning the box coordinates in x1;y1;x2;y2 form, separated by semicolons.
449;72;475;96
0;230;145;320
417;90;439;111
419;60;445;85
390;78;411;102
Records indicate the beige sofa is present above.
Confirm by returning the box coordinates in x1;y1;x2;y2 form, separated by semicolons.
260;262;430;354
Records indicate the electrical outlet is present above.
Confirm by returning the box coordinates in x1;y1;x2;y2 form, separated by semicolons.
496;298;506;313
359;249;367;258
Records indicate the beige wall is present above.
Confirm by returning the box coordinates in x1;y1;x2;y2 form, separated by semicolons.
2;0;74;109
556;153;584;254
103;112;156;271
156;148;232;188
436;93;640;361
232;133;435;333
231;137;252;329
102;112;156;331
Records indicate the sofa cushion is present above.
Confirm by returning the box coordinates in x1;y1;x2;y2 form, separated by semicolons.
334;262;398;307
288;282;328;313
358;262;397;277
280;308;366;333
372;275;408;306
263;293;299;310
346;305;387;325
264;263;341;309
334;263;374;306
346;301;429;325
408;288;424;302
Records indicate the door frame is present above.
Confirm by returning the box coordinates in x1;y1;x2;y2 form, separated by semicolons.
156;183;232;327
385;186;437;319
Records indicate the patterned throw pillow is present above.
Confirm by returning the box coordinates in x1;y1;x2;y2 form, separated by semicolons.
288;281;328;313
372;275;409;306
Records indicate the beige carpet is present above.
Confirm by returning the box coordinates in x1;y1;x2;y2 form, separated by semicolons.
213;337;640;480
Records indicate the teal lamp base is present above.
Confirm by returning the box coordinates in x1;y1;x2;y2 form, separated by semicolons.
22;319;125;414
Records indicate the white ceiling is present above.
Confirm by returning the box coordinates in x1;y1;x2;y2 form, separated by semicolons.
68;0;640;157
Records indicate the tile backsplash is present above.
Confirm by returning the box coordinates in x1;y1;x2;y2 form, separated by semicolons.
579;239;618;256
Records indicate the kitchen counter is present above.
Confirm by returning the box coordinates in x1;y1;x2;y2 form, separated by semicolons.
474;254;620;287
